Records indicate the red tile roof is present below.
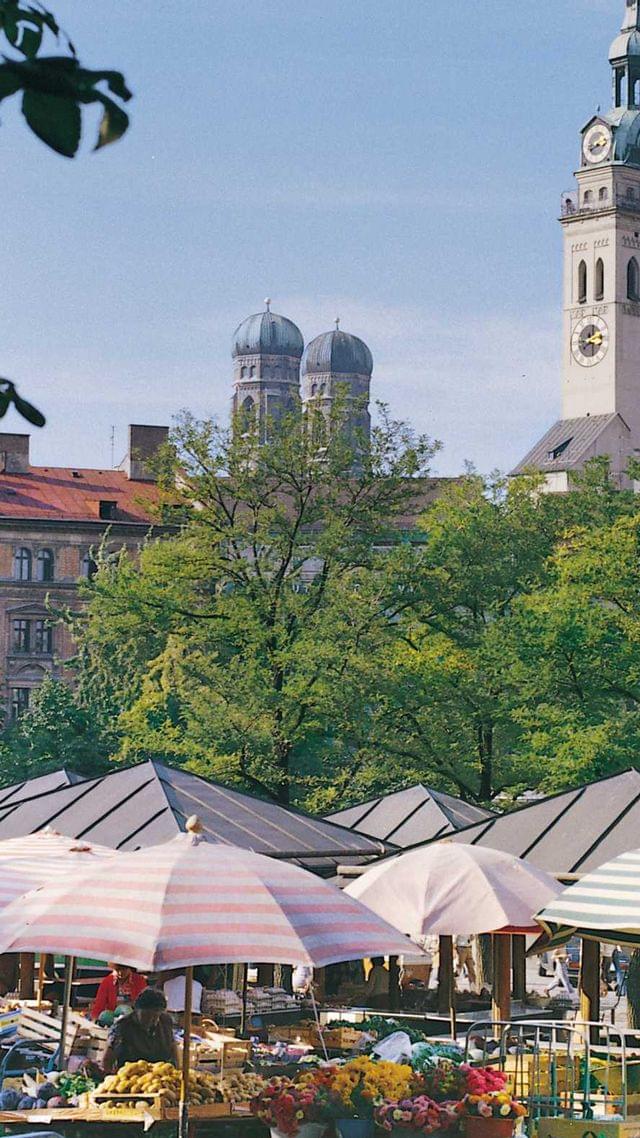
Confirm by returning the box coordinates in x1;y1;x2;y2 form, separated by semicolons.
0;467;162;523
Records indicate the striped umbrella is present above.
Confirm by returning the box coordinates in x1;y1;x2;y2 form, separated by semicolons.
0;826;417;970
536;847;640;948
0;828;116;909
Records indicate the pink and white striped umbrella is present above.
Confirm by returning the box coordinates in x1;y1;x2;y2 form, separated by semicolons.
0;829;416;971
0;829;116;910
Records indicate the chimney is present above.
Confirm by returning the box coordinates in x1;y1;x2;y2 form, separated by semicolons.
124;424;169;482
0;433;30;474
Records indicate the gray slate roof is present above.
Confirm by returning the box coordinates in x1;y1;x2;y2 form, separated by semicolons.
326;784;493;847
422;769;640;877
0;760;387;874
510;414;623;475
0;769;81;808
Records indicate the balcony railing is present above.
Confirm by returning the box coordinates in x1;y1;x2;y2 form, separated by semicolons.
561;189;640;217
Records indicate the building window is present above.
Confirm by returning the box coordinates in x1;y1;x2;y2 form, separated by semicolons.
249;365;256;378
599;187;608;202
99;500;117;520
240;366;248;378
311;383;317;396
11;687;29;719
14;548;31;581
12;618;30;653
595;258;605;301
81;552;98;580
36;548;54;582
578;259;588;304
583;190;594;206
628;256;640;300
548;437;573;461
34;620;52;654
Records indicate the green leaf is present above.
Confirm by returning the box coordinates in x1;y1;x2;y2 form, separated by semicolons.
0;64;21;99
94;92;128;150
16;24;42;57
11;390;45;427
22;87;80;156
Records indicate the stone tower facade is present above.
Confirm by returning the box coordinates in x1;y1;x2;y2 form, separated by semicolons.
514;0;640;489
231;302;304;441
300;322;373;451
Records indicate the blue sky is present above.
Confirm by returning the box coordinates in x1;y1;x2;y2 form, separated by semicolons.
0;0;620;475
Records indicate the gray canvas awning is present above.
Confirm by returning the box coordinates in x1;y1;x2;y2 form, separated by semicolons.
418;769;640;877
0;760;388;874
326;783;493;847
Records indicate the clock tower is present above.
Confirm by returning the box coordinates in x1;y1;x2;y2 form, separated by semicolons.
514;0;640;489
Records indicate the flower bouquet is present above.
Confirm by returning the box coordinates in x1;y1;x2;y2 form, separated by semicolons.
459;1093;526;1138
250;1076;331;1138
324;1057;418;1138
375;1094;460;1137
415;1062;467;1104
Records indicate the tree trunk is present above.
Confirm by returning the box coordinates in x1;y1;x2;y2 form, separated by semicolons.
478;723;493;801
627;950;640;1028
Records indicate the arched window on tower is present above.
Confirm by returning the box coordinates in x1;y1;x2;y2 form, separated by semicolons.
578;259;588;304
634;78;640;107
599;187;608;203
583;190;594;206
595;258;605;301
240;366;248;378
616;68;628;108
239;396;256;433
249;365;257;378
628;256;640;301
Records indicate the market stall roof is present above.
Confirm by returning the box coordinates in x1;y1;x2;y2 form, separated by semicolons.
0;768;82;808
417;769;640;878
325;783;493;847
0;759;389;873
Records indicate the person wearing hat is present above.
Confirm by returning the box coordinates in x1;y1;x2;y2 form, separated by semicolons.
90;963;147;1021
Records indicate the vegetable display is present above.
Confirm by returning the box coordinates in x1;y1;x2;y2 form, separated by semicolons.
96;1061;221;1106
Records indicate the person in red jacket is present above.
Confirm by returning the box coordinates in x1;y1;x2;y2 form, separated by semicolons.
91;963;147;1021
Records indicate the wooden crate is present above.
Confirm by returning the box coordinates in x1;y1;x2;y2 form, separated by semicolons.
537;1119;640;1138
68;1011;110;1063
16;1005;79;1054
321;1026;365;1050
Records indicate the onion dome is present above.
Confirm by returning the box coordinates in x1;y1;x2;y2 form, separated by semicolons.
301;325;373;377
232;301;303;359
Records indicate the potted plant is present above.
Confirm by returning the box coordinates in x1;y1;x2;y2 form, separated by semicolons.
375;1094;460;1137
459;1093;526;1138
326;1057;418;1138
250;1076;331;1138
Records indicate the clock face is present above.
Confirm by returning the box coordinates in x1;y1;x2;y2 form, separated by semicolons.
582;123;613;165
571;315;610;366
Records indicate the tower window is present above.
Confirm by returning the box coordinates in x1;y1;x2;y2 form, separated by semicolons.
634;78;640;107
11;687;30;719
249;365;257;378
240;366;248;378
81;552;98;580
578;259;588;304
595;258;605;301
36;548;54;582
239;396;255;434
99;500;117;520
311;383;317;396
628;256;640;301
583;190;594;206
12;618;30;653
14;547;31;581
34;619;52;655
548;437;573;461
599;187;608;202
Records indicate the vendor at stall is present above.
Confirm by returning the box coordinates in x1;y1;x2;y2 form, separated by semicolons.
101;989;178;1072
162;969;203;1024
366;957;390;1008
90;963;147;1021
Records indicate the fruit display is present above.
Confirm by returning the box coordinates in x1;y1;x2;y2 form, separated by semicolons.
95;1061;223;1106
212;1071;267;1103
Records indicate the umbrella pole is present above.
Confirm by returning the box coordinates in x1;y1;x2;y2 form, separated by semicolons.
491;935;511;1025
58;955;74;1071
579;939;600;1041
36;953;46;1009
240;963;248;1035
179;965;193;1138
437;936;456;1040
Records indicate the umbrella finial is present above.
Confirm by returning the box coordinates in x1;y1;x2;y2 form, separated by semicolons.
185;815;203;835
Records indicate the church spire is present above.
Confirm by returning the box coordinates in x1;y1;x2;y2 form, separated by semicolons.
610;2;640;109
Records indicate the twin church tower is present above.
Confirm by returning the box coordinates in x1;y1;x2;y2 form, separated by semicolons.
231;303;373;446
515;0;640;487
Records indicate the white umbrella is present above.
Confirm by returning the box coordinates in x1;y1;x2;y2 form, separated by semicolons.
345;842;561;935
